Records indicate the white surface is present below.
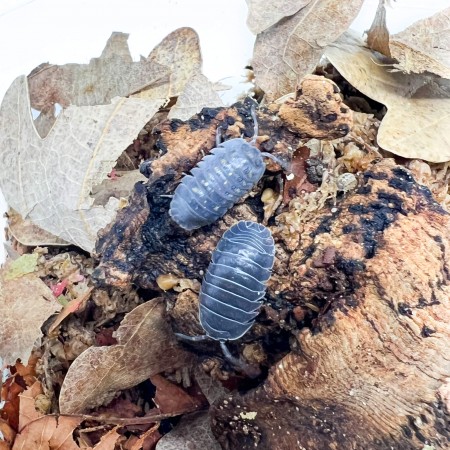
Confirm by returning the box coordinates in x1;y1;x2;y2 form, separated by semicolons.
0;0;449;263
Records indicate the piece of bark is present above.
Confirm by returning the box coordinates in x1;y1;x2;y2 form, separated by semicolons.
278;75;353;139
211;160;450;449
94;97;351;291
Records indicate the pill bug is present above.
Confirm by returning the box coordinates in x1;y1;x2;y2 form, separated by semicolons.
175;220;275;373
169;108;289;230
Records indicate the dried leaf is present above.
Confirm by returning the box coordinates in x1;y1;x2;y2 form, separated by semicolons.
138;27;202;99
194;367;228;405
0;268;61;366
150;374;205;415
48;287;94;335
155;412;220;450
366;0;391;57
325;32;450;162
127;424;161;450
0;419;15;449
246;0;312;34
4;253;39;280
168;73;224;121
390;7;450;79
0;76;163;252
8;209;69;247
18;381;44;432
92;427;121;450
252;0;364;99
59;298;189;414
28;32;169;112
12;415;83;450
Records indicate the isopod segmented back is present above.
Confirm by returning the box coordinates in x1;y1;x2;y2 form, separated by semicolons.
169;138;266;230
199;221;275;341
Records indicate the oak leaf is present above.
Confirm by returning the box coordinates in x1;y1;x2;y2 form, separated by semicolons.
245;0;312;34
59;298;190;414
252;0;364;99
0;76;163;252
28;32;169;112
325;32;450;162
390;7;450;79
0;267;61;366
168;73;223;121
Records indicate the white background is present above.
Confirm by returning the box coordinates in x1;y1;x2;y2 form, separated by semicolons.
0;0;449;263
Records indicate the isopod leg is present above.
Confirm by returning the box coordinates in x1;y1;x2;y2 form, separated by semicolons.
249;106;259;145
220;341;261;379
216;125;222;147
261;152;292;173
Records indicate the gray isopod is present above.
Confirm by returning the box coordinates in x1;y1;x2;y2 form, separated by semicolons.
169;108;289;230
175;220;275;373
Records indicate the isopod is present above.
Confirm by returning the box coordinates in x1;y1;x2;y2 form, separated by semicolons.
175;220;275;374
169;107;290;230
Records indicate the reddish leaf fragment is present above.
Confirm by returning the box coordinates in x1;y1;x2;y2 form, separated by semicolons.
283;146;316;203
150;374;206;415
48;287;93;335
51;279;69;297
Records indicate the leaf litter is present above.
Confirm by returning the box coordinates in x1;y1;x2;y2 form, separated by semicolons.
1;2;450;449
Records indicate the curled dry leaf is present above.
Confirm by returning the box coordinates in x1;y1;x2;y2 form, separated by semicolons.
366;0;391;57
59;298;190;414
8;209;69;247
390;7;450;79
155;412;220;450
325;32;450;162
48;287;94;335
28;32;169;112
245;0;311;34
0;267;61;366
252;0;364;99
0;76;163;252
168;73;224;121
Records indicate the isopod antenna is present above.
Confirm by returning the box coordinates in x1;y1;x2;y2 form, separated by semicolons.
175;332;261;378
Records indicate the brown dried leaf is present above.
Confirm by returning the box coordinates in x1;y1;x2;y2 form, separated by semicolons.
325;32;450;162
282;146;317;203
0;267;61;366
366;0;391;57
252;0;364;100
59;298;190;414
18;381;45;432
0;76;163;252
390;7;450;79
0;419;16;449
150;374;205;414
28;32;169;112
246;0;312;34
137;27;202;99
92;427;121;450
155;412;220;450
8;209;68;247
12;415;83;450
168;73;223;121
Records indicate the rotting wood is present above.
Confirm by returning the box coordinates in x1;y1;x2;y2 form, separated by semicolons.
92;87;450;448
